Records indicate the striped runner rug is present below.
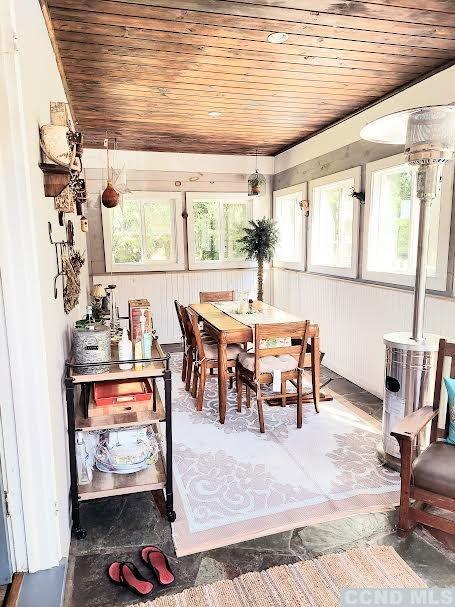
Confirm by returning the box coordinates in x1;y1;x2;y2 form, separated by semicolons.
137;546;426;606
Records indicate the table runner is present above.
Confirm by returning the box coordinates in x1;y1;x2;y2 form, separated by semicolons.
213;301;303;327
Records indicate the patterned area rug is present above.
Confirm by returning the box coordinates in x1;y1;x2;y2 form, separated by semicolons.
137;546;426;606
168;354;400;557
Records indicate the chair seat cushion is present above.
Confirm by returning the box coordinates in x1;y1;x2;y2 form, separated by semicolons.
412;441;455;499
204;342;243;362
238;351;297;374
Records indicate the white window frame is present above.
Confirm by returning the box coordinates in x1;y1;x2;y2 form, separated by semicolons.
308;167;361;278
273;182;307;271
186;192;255;270
102;191;185;272
362;154;453;291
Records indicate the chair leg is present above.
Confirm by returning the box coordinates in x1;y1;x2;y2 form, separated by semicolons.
196;362;206;411
185;348;193;392
246;385;251;408
281;378;287;407
182;352;187;383
257;386;265;433
236;366;243;412
191;366;198;399
228;367;234;389
311;340;320;414
397;439;413;532
297;372;303;429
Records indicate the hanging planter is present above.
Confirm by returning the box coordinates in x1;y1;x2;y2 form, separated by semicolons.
247;149;266;196
101;137;120;209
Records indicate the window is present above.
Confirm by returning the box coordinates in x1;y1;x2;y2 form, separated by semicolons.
363;154;453;290
273;183;307;270
186;193;254;269
102;191;184;272
308;167;361;278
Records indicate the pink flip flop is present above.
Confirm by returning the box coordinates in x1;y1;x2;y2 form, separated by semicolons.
141;546;175;586
107;561;154;597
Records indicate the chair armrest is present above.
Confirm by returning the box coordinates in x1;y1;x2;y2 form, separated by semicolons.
391;406;439;442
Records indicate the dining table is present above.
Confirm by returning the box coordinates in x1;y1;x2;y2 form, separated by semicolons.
188;300;331;424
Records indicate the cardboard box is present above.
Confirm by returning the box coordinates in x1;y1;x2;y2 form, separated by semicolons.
128;299;152;342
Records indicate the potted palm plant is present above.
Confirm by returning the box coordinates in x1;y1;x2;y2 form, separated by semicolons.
238;217;278;301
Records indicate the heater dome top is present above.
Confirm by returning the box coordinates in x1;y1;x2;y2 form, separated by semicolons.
360;104;455;149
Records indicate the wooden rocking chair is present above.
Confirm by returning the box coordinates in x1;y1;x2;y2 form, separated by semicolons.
392;338;455;535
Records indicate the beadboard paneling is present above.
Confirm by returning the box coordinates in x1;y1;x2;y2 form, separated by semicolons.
273;269;455;398
93;268;270;344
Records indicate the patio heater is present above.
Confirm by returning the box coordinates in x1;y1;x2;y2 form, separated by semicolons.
361;105;455;467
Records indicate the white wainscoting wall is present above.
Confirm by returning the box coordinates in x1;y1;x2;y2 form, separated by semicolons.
93;269;270;344
273;269;455;398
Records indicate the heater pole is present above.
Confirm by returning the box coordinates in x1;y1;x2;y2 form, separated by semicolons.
411;163;443;343
411;192;432;342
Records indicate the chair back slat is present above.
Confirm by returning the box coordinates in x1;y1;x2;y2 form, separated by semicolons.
174;300;185;338
180;305;195;349
188;308;205;360
253;321;310;379
200;290;234;303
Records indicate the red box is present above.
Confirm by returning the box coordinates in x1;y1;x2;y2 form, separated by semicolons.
93;379;152;407
129;299;152;343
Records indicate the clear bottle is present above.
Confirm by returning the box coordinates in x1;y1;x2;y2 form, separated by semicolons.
118;327;133;370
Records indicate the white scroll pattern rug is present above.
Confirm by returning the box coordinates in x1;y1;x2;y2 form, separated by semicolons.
167;354;400;557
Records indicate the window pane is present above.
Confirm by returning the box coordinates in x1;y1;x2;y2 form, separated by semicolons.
112;198;142;264
223;202;248;260
143;200;173;261
367;164;440;276
193;200;220;261
311;179;354;268
276;193;302;263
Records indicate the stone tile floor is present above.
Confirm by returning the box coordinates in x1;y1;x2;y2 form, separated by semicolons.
64;349;455;606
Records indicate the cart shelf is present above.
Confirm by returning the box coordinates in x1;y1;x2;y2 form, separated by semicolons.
75;389;165;431
78;453;166;501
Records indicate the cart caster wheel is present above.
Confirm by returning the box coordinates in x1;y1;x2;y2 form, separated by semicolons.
167;510;176;523
74;528;87;540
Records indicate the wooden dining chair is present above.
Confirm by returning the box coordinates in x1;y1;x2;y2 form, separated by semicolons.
199;290;235;303
188;308;243;411
179;305;197;392
174;300;188;383
236;321;312;433
392;338;455;536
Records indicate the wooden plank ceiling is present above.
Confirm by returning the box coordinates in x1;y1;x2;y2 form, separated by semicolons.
45;0;455;155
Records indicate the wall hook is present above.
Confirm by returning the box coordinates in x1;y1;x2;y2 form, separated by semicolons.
48;221;70;299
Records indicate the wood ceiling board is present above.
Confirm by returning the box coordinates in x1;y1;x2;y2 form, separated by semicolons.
62;64;393;98
49;4;455;58
45;0;455;154
55;43;412;88
214;0;455;27
71;0;455;38
48;0;455;50
51;16;445;69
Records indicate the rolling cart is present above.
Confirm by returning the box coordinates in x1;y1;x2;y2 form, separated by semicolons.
65;339;175;539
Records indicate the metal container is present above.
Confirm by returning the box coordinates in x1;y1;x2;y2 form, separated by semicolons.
72;324;111;375
382;332;440;459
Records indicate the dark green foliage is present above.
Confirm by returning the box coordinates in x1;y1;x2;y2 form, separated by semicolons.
238;217;279;263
